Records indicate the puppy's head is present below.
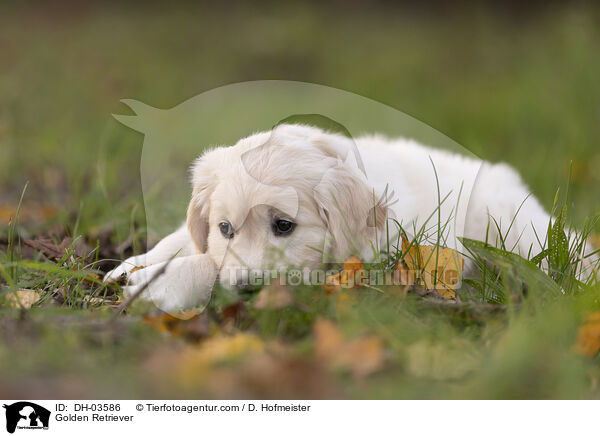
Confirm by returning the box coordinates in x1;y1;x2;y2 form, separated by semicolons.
186;124;386;290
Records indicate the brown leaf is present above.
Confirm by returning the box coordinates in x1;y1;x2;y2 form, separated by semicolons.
590;234;600;251
314;318;344;359
341;336;385;377
24;238;63;259
147;339;336;398
175;333;265;384
82;273;100;286
313;318;384;377
209;354;335;399
222;301;248;326
254;283;294;310
24;237;92;261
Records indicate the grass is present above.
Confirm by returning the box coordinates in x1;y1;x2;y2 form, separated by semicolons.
1;2;600;399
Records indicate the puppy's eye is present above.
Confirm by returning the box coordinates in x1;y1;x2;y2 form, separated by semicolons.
273;219;295;236
219;221;234;239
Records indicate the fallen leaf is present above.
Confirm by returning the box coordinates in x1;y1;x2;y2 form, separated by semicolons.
222;301;248;327
254;283;294;309
3;290;41;309
342;336;385;377
313;318;384;377
324;273;342;295
401;236;464;298
341;256;365;287
575;312;600;357
590;234;600;251
82;273;100;286
394;262;416;287
176;333;265;382
24;237;92;261
24;238;64;259
143;312;210;339
207;353;335;399
324;256;367;295
314;318;344;358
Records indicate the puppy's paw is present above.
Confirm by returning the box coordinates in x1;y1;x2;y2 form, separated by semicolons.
121;255;218;313
103;256;145;283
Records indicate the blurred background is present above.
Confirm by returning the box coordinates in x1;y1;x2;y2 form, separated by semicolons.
1;0;599;238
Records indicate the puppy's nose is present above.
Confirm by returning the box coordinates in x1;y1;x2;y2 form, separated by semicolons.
227;268;264;294
235;283;263;295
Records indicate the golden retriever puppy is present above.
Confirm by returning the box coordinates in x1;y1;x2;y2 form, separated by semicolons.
105;124;597;311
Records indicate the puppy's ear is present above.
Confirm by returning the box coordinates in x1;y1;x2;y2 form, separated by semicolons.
186;152;219;253
314;162;387;261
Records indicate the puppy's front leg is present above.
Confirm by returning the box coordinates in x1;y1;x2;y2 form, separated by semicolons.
122;254;218;313
104;225;196;282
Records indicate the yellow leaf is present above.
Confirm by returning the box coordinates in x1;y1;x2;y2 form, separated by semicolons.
401;236;464;298
575;312;600;357
394;262;416;288
323;256;367;295
341;256;365;288
143;311;206;335
3;290;41;309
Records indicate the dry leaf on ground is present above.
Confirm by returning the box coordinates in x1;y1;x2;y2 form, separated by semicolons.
3;290;41;309
575;312;600;357
590;234;600;253
324;256;366;295
401;236;464;298
143;312;211;340
24;237;92;261
254;283;294;309
175;333;265;384
313;318;383;377
324;273;343;295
